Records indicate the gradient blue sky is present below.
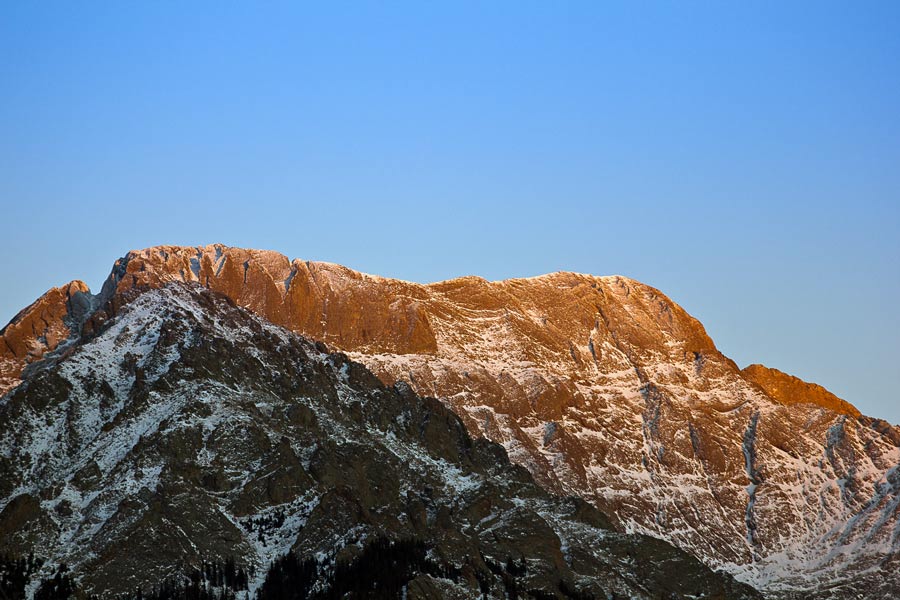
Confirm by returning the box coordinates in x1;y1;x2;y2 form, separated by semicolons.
1;2;898;423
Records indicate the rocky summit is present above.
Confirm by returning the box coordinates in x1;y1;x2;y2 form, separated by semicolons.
1;244;898;599
0;283;758;600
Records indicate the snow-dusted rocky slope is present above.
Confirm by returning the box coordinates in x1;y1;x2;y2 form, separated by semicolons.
2;244;898;598
0;283;759;599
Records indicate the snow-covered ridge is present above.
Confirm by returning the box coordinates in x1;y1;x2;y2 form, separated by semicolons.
2;244;897;598
0;282;761;599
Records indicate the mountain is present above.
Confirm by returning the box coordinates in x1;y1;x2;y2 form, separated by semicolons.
2;244;898;598
0;282;759;599
0;280;93;395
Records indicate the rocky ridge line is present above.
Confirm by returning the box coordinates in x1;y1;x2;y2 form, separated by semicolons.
0;282;761;600
1;244;897;598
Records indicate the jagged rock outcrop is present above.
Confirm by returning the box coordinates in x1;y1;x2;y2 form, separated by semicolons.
97;245;439;355
741;364;861;417
0;283;759;599
0;280;93;394
2;244;898;598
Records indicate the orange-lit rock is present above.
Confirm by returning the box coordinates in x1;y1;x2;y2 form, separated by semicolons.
1;244;896;595
0;280;92;393
742;363;861;417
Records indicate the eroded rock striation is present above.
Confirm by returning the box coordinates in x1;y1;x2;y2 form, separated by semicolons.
2;244;897;598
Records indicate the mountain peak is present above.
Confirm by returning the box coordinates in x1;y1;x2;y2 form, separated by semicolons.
1;245;894;597
1;245;862;419
0;281;761;599
0;279;93;394
741;363;861;417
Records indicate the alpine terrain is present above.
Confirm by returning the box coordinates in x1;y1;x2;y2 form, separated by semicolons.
1;244;897;599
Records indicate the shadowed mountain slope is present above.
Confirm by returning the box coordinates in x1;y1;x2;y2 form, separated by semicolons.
0;283;759;599
2;244;897;598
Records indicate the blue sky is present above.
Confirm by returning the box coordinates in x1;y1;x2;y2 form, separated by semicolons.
1;2;898;423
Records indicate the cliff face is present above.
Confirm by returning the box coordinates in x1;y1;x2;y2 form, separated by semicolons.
2;244;898;598
98;245;439;355
741;364;862;417
0;280;93;394
0;283;760;599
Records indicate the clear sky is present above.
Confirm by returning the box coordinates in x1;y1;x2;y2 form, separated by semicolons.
1;2;898;423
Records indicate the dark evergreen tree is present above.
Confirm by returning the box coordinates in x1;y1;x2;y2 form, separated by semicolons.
34;564;76;600
505;556;527;577
257;553;319;600
0;552;43;600
258;537;463;600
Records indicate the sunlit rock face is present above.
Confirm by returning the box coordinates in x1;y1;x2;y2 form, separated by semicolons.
2;244;897;598
0;280;93;393
0;283;760;599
